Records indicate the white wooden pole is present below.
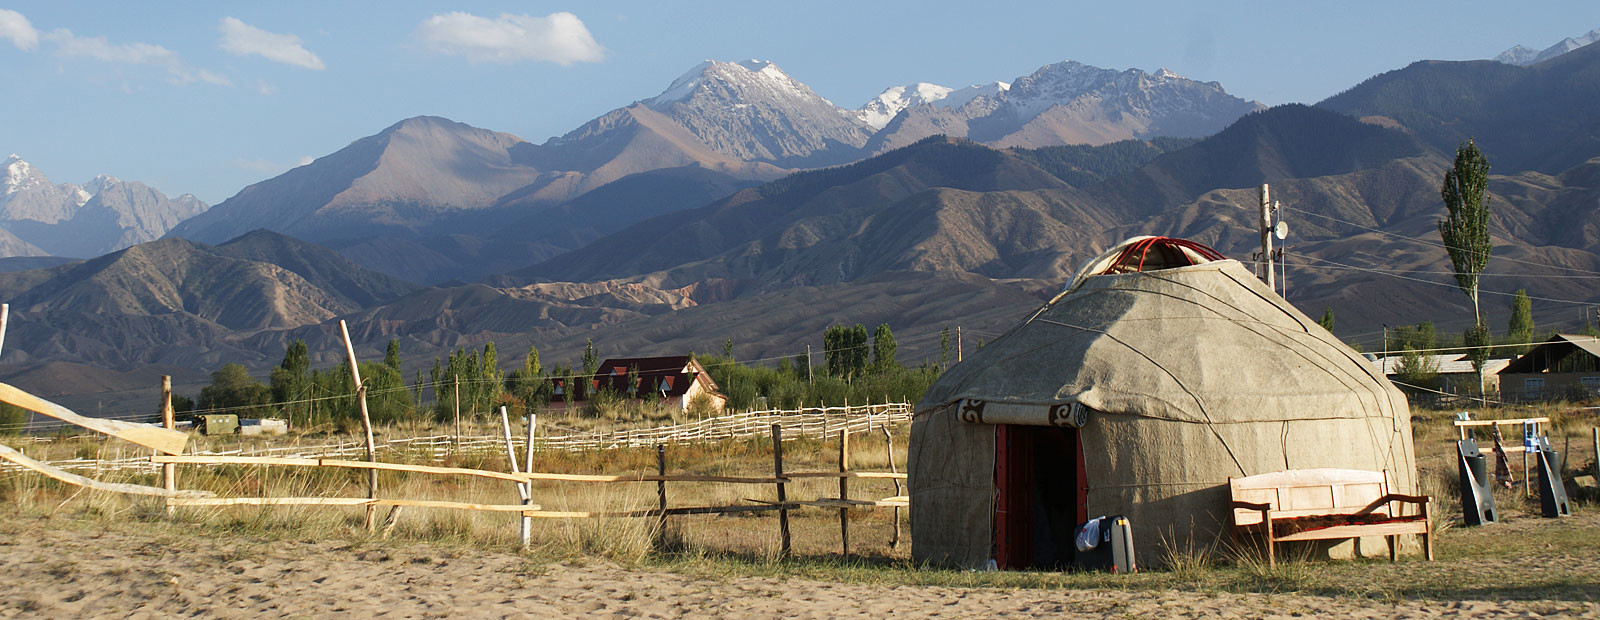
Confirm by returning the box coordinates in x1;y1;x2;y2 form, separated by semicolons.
524;411;536;548
338;320;379;530
498;406;531;548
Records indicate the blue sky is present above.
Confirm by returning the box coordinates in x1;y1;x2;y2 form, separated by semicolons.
2;1;1597;205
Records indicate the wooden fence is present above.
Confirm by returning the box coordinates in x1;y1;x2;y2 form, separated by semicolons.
4;403;912;475
2;398;913;556
160;420;905;556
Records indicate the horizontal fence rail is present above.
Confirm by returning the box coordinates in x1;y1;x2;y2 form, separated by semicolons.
1;389;911;557
3;403;912;475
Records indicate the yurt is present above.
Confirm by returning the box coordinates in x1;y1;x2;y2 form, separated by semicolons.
909;237;1417;569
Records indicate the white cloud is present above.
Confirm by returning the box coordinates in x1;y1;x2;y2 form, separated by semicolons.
0;9;39;51
233;158;285;174
296;155;314;166
45;28;231;86
255;80;276;95
415;11;604;65
217;17;325;70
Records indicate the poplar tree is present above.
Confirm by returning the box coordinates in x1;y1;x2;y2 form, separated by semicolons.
581;338;599;396
1506;289;1534;355
270;340;310;421
1439;139;1492;321
1439;139;1492;382
939;327;952;369
871;324;897;373
383;339;402;372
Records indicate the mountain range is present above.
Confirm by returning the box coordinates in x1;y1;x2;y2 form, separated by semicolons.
159;58;1264;285
1495;27;1600;66
1;155;207;258
5;45;1600;413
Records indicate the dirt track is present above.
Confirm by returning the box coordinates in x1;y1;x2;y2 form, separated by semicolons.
1;523;1596;619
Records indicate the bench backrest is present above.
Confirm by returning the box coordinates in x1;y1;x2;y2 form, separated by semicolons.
1229;468;1390;527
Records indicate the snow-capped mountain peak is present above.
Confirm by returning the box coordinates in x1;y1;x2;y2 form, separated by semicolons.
1495;27;1600;66
940;81;1010;108
855;81;1014;130
1494;44;1540;66
637;59;873;165
84;174;122;195
646;59;817;108
1155;67;1183;79
0;155;208;257
3;154;42;195
1003;60;1124;119
857;82;955;130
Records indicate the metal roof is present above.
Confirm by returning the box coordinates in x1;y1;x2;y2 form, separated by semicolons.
1499;334;1600;374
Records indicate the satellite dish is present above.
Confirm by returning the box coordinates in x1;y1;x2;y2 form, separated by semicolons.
1273;220;1289;240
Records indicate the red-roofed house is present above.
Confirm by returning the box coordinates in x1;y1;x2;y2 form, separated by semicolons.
550;355;727;413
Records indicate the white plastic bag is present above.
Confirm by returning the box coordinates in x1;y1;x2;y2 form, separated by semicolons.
1076;516;1105;552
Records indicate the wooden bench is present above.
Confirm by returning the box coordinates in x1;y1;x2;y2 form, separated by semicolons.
1229;468;1432;568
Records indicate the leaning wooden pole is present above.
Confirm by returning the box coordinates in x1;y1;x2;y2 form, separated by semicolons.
838;418;850;557
338;320;379;531
0;303;8;359
453;375;462;450
498;406;531;548
881;422;902;549
771;423;791;559
524;410;536;548
161;375;177;517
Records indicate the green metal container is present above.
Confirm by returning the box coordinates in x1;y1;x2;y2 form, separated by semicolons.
200;414;239;435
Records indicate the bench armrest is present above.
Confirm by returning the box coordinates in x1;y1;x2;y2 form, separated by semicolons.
1231;500;1272;511
1379;493;1431;505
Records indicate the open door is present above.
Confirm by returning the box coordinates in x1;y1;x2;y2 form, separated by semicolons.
994;424;1086;570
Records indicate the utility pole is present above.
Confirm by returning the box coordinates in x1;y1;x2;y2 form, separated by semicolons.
1259;184;1274;291
805;344;813;385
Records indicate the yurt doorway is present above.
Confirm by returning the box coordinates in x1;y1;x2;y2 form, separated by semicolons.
994;425;1087;569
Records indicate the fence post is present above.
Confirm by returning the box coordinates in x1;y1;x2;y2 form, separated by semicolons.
525;412;536;541
161;375;176;517
771;423;790;558
838;418;850;557
338;320;379;531
882;422;901;549
656;444;668;547
498;406;531;548
453;375;462;452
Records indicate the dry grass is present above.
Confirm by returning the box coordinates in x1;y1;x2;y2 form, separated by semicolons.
3;404;1599;603
1;421;914;568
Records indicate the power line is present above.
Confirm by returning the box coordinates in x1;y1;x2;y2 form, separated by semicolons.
1287;252;1600;307
1286;261;1600;280
1280;204;1600;276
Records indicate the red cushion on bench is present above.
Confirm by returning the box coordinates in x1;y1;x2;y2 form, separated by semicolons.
1268;513;1426;538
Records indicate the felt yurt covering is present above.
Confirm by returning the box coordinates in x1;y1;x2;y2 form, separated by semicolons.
909;253;1417;568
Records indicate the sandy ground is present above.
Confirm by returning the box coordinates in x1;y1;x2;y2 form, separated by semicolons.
0;525;1594;619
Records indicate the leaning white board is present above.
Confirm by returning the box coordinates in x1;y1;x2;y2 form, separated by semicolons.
0;382;188;455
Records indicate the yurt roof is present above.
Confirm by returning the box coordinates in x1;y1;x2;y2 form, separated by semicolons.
919;259;1403;426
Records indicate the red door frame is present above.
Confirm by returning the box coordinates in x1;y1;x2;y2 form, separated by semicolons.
993;424;1088;569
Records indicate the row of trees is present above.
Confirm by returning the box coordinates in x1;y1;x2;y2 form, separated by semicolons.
705;322;940;412
184;323;953;429
821;323;897;379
